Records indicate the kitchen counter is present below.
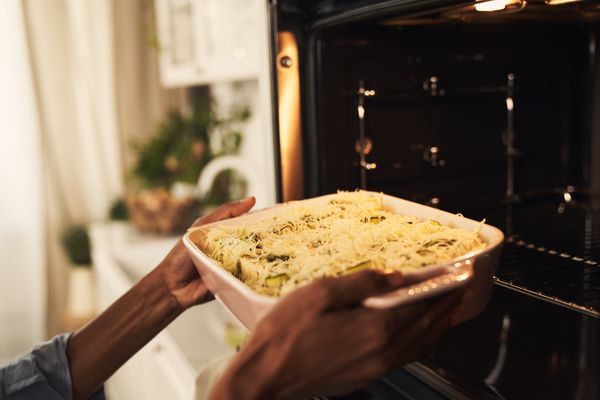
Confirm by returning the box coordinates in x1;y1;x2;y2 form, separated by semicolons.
90;222;240;400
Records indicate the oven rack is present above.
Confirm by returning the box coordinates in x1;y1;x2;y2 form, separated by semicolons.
453;193;600;318
491;198;600;318
495;239;600;318
358;85;521;104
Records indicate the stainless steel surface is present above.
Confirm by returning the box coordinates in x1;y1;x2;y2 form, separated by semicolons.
403;363;474;400
277;32;304;201
355;136;373;155
423;75;445;96
423;145;445;167
505;73;517;199
356;80;377;188
484;314;510;390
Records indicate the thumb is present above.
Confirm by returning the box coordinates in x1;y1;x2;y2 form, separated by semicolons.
316;270;406;309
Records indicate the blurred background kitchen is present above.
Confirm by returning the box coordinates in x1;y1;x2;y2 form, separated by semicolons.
1;0;276;398
3;0;600;398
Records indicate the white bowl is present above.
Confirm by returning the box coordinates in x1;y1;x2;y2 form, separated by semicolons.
184;192;504;330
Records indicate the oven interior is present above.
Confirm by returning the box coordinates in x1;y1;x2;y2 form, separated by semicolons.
305;2;600;319
317;12;593;203
275;2;600;397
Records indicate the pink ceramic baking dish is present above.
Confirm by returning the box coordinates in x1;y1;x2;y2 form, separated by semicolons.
183;192;504;330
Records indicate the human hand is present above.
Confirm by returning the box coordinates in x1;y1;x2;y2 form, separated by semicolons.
155;197;256;311
211;270;463;400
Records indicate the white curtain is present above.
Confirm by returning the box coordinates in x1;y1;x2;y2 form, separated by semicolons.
22;0;186;337
23;0;124;337
25;0;123;222
0;0;46;362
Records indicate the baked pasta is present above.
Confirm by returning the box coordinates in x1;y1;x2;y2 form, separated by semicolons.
202;191;485;296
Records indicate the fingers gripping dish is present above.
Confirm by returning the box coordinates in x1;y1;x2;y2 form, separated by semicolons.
200;191;485;297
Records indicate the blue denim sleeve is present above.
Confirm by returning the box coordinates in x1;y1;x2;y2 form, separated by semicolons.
0;333;105;400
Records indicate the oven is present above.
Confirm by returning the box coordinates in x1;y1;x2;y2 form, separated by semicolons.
270;1;600;399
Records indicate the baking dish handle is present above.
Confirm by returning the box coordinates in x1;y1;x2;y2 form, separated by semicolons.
362;259;474;309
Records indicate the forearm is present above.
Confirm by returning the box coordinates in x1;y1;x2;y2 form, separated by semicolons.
67;268;182;399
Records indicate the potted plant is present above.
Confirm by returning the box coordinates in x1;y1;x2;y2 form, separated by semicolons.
61;225;95;319
125;88;249;234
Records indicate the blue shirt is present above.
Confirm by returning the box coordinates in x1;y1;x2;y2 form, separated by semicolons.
0;334;104;400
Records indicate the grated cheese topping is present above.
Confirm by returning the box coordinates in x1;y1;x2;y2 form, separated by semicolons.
202;191;485;296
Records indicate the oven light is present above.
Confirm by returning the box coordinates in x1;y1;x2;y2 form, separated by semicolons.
475;0;508;11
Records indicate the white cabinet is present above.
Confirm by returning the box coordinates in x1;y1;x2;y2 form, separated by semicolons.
146;335;196;399
91;223;237;400
154;0;278;209
154;0;263;86
102;334;196;400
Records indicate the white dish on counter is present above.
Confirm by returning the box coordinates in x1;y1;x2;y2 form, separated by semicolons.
184;192;504;330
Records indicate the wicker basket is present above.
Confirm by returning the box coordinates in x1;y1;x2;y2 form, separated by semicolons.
126;188;200;234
